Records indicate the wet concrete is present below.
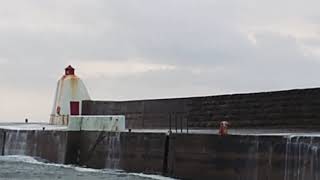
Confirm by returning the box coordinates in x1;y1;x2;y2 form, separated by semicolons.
0;123;67;131
1;126;320;180
2;130;69;163
78;132;167;175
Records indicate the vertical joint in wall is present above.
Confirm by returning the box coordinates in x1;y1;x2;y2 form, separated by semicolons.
1;130;6;155
162;134;170;175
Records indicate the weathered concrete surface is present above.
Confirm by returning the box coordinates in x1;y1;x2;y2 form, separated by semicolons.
78;132;168;175
167;134;320;180
1;127;320;180
64;131;81;164
0;130;5;155
82;88;320;129
3;130;70;164
82;99;189;129
68;116;125;131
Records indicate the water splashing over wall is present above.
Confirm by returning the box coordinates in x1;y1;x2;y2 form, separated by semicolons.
1;130;69;164
284;136;320;180
105;132;121;169
4;130;27;155
243;136;260;180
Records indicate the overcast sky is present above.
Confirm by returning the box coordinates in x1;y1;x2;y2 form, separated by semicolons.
1;0;320;122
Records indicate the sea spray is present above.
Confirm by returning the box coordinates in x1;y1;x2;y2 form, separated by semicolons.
0;155;175;180
4;130;27;155
105;132;121;169
241;136;260;180
284;135;293;180
284;136;320;180
32;130;38;157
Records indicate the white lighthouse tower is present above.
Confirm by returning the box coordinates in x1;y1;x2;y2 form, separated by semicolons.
50;65;91;125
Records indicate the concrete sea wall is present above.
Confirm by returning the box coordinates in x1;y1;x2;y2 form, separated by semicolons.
0;129;77;164
1;129;320;180
167;134;320;180
78;132;168;174
82;98;189;129
78;132;320;180
68;116;126;131
82;88;320;129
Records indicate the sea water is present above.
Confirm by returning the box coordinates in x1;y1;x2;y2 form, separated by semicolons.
0;155;176;180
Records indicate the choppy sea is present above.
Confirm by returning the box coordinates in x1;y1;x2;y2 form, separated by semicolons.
0;155;176;180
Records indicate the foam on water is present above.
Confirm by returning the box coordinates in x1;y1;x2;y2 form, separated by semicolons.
131;173;178;180
0;155;41;164
0;155;177;180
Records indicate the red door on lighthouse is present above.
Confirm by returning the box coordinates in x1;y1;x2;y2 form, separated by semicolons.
70;101;80;115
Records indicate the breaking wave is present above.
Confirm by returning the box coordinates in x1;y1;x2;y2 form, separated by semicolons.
0;155;177;180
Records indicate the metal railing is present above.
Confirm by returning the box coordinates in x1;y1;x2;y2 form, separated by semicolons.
168;113;189;134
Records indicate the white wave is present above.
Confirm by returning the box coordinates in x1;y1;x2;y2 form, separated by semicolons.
73;166;103;173
0;155;41;164
131;173;178;180
0;155;102;172
0;155;177;180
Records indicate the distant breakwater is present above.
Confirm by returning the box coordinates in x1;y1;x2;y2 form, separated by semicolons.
1;129;320;180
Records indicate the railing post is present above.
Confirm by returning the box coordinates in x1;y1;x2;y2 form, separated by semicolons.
175;113;178;133
186;117;189;134
180;114;183;133
169;113;172;133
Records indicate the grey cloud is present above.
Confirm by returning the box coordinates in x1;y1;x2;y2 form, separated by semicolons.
1;0;320;121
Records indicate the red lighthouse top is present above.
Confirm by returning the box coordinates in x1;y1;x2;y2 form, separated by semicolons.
65;65;75;75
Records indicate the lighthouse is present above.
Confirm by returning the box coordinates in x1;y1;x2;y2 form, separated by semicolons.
50;65;91;125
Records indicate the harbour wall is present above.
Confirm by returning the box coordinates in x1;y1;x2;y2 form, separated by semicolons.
82;88;320;129
0;129;78;164
168;134;320;180
1;129;320;180
78;132;167;174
